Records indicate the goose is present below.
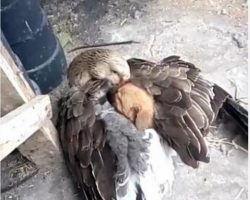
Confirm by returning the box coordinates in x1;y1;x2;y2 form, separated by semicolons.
57;48;247;200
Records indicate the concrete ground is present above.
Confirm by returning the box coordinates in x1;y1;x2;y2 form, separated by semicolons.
2;0;248;199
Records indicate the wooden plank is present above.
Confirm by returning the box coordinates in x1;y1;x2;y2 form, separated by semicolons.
0;39;60;151
1;68;24;116
40;120;61;151
0;95;52;161
0;40;35;102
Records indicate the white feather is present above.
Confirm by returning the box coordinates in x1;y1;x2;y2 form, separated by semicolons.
117;129;176;200
117;174;138;200
139;129;176;200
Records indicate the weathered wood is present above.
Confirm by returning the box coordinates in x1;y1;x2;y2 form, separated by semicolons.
0;39;61;152
1;68;24;116
40;120;61;151
0;95;52;161
0;40;35;102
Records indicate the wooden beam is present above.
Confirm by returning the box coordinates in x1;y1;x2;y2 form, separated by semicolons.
0;39;60;151
0;95;52;161
0;40;35;102
40;120;60;151
1;68;24;116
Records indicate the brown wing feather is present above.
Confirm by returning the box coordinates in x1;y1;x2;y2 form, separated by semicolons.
128;56;228;168
57;87;116;200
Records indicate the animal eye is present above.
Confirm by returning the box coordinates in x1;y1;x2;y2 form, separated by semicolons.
111;70;118;75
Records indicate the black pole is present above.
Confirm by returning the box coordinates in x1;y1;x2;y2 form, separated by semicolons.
1;0;67;94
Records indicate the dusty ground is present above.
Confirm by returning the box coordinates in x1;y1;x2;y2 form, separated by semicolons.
2;0;248;199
